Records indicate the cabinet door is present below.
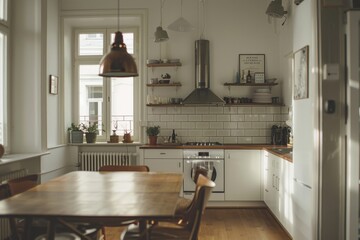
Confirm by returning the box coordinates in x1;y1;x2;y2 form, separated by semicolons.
263;152;272;207
225;150;261;201
144;158;183;173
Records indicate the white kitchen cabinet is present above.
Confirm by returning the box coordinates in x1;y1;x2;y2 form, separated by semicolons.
143;149;183;173
263;151;293;236
225;150;261;201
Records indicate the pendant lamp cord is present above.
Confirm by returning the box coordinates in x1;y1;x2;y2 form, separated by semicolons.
180;0;183;17
117;0;120;31
160;0;165;27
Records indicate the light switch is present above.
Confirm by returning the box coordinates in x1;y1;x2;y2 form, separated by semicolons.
323;64;339;81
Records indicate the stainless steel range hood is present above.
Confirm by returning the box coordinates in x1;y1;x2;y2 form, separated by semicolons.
182;39;225;105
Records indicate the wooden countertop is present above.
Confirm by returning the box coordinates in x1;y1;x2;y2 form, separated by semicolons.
140;144;292;162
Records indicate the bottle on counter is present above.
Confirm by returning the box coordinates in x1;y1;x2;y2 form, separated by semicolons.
246;70;252;83
171;129;176;143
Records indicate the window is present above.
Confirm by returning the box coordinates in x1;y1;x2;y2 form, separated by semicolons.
75;29;139;141
0;0;8;147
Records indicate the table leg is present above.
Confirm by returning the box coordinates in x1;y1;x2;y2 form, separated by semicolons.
47;219;56;240
139;219;149;240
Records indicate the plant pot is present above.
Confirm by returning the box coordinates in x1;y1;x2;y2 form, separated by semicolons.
70;131;84;143
148;136;158;145
85;132;97;143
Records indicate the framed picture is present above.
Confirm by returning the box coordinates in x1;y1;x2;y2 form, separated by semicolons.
239;54;265;83
293;46;309;100
49;75;58;95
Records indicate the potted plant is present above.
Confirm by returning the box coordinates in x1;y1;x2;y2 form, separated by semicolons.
82;122;105;143
67;123;84;143
146;126;160;145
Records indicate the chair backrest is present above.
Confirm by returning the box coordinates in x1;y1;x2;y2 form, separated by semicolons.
99;165;150;172
7;174;39;196
184;174;215;240
0;182;10;200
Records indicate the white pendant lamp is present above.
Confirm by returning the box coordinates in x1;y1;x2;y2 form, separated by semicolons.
99;0;138;77
154;0;169;42
168;0;194;32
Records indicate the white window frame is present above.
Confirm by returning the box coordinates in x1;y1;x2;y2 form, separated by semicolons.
0;0;8;150
73;27;140;142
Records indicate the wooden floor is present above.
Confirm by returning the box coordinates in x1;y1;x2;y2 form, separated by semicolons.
104;208;291;240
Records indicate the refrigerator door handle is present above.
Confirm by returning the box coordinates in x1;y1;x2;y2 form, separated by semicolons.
294;178;312;189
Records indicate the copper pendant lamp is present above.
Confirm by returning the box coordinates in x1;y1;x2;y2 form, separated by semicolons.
99;0;138;77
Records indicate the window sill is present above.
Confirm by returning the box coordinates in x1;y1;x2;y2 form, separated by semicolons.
0;152;50;166
68;142;144;146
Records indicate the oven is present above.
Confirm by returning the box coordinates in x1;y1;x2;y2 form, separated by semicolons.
183;148;224;194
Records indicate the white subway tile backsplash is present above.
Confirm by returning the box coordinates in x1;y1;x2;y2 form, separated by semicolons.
259;114;274;122
196;107;210;114
251;107;267;114
189;115;202;121
210;107;224;114
167;122;181;129
146;105;287;144
244;129;260;136
161;115;174;122
217;130;230;136
266;107;281;114
175;115;189;121
224;137;237;144
237;137;253;144
181;107;195;114
210;122;223;129
251;122;266;129
231;129;245;137
196;122;210;129
238;122;252;129
217;115;230;122
245;115;259;122
231;115;245;122
167;107;182;114
224;122;237;129
181;122;196;129
204;115;217;122
203;130;217;137
224;106;238;114
148;115;160;122
238;107;252;114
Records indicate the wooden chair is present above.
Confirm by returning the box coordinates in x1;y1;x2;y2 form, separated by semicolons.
6;174;101;240
121;174;216;240
98;165;150;239
0;182;20;240
99;165;150;172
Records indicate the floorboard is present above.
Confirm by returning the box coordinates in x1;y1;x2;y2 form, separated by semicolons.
104;208;291;240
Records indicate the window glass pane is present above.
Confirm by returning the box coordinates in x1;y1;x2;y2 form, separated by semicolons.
110;32;134;54
111;78;133;135
0;0;4;21
79;65;104;135
79;33;103;56
0;32;6;144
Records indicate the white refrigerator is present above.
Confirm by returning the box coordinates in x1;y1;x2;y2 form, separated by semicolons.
346;10;360;240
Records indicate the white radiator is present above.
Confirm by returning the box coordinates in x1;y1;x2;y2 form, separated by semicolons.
79;152;136;171
0;168;28;240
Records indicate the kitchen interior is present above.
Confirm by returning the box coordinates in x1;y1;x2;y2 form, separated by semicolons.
0;0;359;240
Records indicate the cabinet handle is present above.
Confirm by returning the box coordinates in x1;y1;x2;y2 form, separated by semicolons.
272;174;275;188
265;189;269;192
160;153;166;155
276;177;279;191
178;162;181;168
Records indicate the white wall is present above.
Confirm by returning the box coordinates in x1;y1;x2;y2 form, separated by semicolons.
278;1;319;239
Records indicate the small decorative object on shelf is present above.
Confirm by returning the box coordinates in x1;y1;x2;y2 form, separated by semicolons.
0;144;4;158
109;130;119;143
246;70;252;83
67;123;84;143
123;130;133;143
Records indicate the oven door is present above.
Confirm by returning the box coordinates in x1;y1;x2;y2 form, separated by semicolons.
183;159;224;193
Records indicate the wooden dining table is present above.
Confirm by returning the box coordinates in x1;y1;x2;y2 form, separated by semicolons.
0;171;183;240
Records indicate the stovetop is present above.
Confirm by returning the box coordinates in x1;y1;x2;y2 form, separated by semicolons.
184;142;223;146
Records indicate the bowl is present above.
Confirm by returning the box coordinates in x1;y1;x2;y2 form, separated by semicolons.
159;79;170;84
266;78;277;84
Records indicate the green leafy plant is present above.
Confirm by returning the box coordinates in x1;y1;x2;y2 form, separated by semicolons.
81;122;105;134
146;126;160;136
67;123;83;132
